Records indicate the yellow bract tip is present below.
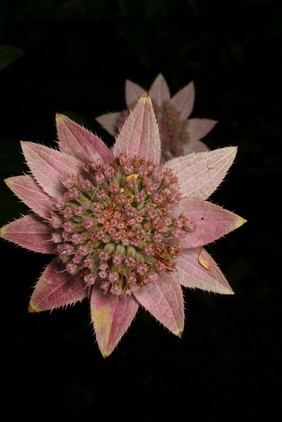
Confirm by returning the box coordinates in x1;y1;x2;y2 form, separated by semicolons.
142;91;150;98
56;113;67;120
28;303;37;313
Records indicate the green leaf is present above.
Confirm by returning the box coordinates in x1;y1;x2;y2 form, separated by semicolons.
0;45;24;71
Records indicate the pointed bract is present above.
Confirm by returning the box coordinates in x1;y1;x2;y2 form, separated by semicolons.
91;283;139;357
176;248;234;294
21;141;83;199
96;112;121;137
0;214;54;253
5;175;54;218
174;198;247;248
29;259;87;312
113;93;161;164
125;80;145;107
165;146;237;200
171;81;195;121
186;118;218;143
56;114;114;164
149;73;171;106
134;274;184;337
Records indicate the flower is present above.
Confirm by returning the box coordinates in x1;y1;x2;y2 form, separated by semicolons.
0;93;246;357
96;73;217;161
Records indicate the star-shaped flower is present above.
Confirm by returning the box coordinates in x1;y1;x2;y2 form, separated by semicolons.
96;73;217;161
0;94;245;357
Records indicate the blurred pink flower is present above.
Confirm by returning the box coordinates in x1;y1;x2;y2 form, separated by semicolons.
96;73;217;161
1;94;245;357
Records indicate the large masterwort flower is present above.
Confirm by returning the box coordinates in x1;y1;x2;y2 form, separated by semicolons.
1;94;245;357
96;73;217;160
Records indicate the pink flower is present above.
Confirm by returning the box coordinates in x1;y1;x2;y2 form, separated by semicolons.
96;73;217;161
0;94;246;357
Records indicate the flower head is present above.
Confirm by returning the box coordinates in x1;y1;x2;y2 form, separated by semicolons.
96;73;217;161
0;94;246;357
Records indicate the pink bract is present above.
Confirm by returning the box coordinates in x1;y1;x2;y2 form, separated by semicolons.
96;73;218;161
0;94;246;357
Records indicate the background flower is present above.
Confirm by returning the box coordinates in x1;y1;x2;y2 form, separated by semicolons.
96;73;217;160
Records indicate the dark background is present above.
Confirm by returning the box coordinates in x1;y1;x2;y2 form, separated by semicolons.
1;0;281;421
